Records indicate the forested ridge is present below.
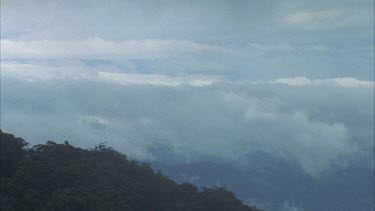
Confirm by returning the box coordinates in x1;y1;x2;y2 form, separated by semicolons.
0;130;259;211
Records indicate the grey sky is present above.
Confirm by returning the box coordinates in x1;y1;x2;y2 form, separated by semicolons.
1;0;374;79
0;0;374;177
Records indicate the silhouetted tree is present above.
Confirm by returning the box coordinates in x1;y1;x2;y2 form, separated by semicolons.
0;130;260;211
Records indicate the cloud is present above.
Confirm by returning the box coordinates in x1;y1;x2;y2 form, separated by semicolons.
3;37;373;80
0;38;245;76
1;38;232;61
2;0;373;80
0;59;219;87
80;115;110;130
1;74;373;177
273;76;375;88
284;10;341;29
283;8;373;30
98;72;218;87
0;0;373;178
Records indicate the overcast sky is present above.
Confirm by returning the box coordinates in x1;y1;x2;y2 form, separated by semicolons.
1;0;374;177
2;0;374;79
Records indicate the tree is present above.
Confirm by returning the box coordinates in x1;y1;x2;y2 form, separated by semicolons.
0;130;261;211
0;130;28;178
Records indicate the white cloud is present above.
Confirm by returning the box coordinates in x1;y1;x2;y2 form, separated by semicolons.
272;77;313;86
0;61;219;87
4;38;360;80
98;72;218;87
327;78;375;88
80;115;110;127
0;38;232;61
220;91;359;176
1;76;373;177
0;38;245;76
273;76;375;88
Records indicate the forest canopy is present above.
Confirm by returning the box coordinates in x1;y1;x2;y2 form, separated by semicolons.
0;130;259;211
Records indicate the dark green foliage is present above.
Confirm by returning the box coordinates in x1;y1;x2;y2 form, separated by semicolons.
0;130;259;211
0;130;28;178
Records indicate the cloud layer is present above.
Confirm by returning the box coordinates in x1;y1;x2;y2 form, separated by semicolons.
1;73;373;177
2;0;374;79
1;0;374;179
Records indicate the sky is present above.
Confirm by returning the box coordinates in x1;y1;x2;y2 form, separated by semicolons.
1;0;374;177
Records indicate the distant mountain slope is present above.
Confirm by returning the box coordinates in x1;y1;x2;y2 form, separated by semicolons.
0;130;259;211
152;158;374;211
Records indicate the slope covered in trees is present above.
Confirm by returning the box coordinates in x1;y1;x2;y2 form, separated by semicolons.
0;130;259;211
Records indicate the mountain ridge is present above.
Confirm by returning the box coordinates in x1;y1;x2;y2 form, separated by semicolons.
0;130;259;211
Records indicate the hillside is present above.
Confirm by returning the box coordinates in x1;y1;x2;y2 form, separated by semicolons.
0;130;259;211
